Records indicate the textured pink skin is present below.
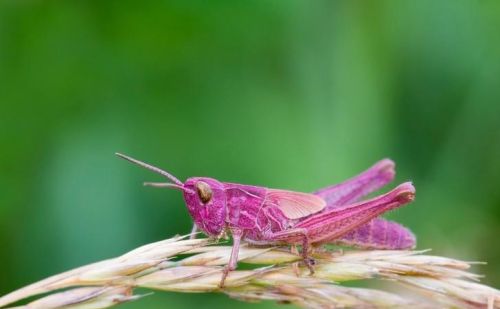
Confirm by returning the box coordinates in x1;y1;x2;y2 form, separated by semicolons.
237;182;414;245
183;160;415;250
336;218;415;250
183;182;415;250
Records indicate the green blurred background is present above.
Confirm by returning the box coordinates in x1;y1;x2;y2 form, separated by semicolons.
1;1;500;308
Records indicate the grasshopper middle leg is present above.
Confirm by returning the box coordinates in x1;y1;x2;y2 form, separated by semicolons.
264;228;315;274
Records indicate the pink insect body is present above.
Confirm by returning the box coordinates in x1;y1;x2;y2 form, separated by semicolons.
117;153;416;287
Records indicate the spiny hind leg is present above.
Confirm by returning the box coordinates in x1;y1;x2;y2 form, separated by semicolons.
314;159;395;207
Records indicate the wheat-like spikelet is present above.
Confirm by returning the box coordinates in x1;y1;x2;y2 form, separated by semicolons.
1;235;498;309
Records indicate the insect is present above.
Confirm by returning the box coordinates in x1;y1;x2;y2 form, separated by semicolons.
116;153;416;287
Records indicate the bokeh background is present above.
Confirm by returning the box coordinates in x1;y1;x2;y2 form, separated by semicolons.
1;1;500;308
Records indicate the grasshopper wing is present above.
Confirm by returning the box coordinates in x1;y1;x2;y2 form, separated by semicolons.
266;189;326;219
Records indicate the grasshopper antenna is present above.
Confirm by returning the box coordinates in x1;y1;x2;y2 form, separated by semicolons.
115;153;184;186
143;182;194;194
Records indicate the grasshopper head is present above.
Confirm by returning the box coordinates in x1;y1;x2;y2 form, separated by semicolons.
183;177;227;237
115;153;227;237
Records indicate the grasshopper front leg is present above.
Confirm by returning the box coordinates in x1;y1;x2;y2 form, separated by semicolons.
189;223;198;240
219;228;244;288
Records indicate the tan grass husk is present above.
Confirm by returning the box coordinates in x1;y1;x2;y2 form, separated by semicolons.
1;235;498;309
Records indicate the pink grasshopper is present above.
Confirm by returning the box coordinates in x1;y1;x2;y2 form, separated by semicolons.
117;153;416;286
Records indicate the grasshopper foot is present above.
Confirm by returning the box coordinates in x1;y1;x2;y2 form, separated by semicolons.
304;257;316;275
219;266;232;288
290;245;301;276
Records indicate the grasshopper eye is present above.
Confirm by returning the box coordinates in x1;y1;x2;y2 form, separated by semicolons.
195;181;212;204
